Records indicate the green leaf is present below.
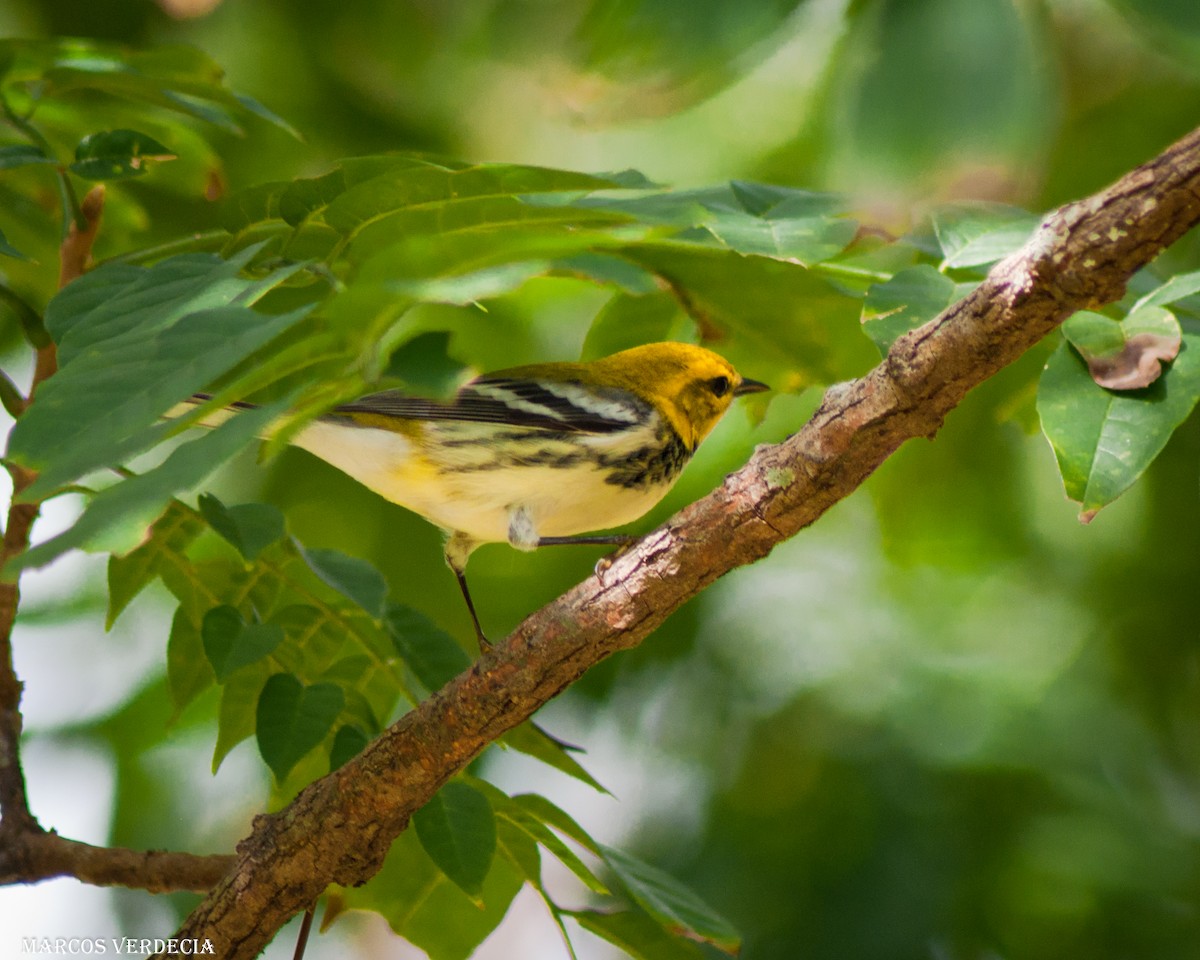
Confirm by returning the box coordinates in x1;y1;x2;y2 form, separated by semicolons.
69;129;176;181
201;605;285;682
412;781;497;901
570;908;707;960
214;664;270;772
329;724;369;771
255;673;345;782
1132;269;1200;310
600;845;741;955
614;244;872;390
498;799;609;895
198;494;286;561
931;202;1040;270
300;547;388;619
9;247;309;499
383;331;472;399
510;793;602;855
862;265;978;353
106;500;204;627
321;163;626;238
582;290;688;360
167;605;214;715
703;213;858;265
1037;333;1200;520
384;603;471;691
0;144;55;170
335;826;524;960
1062;307;1181;390
0;226;29;261
502;723;609;794
8;399;286;575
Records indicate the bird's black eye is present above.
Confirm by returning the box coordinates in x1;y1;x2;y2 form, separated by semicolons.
708;375;731;397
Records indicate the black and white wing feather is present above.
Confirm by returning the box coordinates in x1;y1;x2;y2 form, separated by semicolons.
330;377;653;435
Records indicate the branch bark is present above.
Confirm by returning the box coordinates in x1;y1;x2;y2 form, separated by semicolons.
0;830;234;893
149;126;1200;956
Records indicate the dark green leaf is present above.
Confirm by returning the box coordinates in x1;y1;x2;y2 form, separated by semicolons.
198;494;286;561
384;602;471;690
69;129;176;181
0;144;55;170
413;781;497;900
600;844;741;955
255;673;345;782
329;724;369;771
201;605;285;682
570;908;707;960
300;547;388;619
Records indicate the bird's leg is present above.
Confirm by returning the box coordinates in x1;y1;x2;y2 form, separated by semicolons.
444;532;489;652
453;566;491;652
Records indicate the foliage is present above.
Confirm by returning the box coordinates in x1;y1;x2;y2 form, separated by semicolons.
2;3;1200;959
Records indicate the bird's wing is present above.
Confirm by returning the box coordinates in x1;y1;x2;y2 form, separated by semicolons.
330;377;653;435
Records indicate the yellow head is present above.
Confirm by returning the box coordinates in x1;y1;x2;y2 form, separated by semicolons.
587;342;768;450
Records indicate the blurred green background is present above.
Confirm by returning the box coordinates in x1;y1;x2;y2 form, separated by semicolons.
3;0;1200;958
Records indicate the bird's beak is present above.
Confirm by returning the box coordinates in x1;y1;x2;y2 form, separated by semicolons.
734;378;769;396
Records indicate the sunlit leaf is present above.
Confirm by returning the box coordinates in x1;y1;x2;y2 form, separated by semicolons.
1037;334;1200;520
107;500;204;627
932;202;1040;270
334;827;524;960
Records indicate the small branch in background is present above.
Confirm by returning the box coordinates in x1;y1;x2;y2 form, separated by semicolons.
162;126;1200;959
0;831;235;894
0;183;104;856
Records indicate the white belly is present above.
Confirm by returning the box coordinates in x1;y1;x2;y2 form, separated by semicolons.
291;419;674;546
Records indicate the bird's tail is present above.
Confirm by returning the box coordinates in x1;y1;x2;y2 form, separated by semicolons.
165;394;263;430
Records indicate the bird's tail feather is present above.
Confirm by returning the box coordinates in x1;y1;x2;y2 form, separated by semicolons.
164;393;264;431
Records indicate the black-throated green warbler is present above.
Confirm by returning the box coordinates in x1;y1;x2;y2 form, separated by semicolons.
186;341;767;646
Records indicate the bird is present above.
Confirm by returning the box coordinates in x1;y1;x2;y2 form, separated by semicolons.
181;341;767;647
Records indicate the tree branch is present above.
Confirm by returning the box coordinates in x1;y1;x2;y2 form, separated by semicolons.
154;126;1200;957
0;830;234;893
0;186;105;839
